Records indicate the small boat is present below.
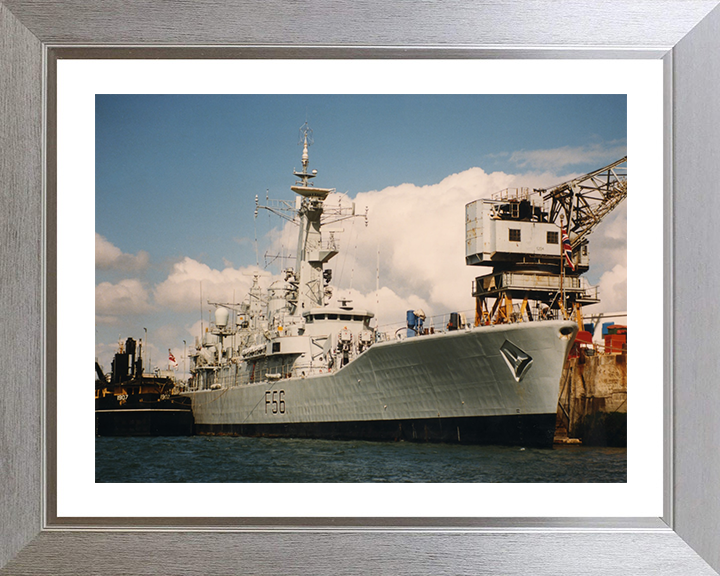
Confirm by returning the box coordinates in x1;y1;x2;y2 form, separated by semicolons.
95;337;193;436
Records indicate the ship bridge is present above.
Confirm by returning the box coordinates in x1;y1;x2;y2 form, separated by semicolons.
303;307;374;327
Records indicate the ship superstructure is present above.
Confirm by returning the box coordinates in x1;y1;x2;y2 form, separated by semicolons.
183;124;578;447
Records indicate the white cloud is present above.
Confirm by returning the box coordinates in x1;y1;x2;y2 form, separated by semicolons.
509;141;627;171
589;202;627;277
95;340;119;375
596;263;628;315
187;319;204;342
144;325;189;373
96;161;628;377
132;164;625;345
260;164;626;325
153;257;276;312
95;278;153;317
96;233;149;271
153;323;184;348
272;168;578;319
578;201;627;316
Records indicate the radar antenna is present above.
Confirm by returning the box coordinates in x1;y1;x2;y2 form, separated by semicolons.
295;121;316;187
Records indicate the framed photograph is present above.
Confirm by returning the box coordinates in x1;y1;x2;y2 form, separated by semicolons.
81;70;643;510
2;1;720;574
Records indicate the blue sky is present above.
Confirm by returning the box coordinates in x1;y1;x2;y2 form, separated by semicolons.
96;94;627;373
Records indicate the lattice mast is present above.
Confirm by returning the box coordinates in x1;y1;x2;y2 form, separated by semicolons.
255;122;367;315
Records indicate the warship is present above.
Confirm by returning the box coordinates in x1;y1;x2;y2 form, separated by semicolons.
182;124;578;447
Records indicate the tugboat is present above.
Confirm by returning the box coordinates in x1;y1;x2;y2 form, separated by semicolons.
95;337;193;436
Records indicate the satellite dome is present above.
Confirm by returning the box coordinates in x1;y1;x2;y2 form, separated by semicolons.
215;307;230;328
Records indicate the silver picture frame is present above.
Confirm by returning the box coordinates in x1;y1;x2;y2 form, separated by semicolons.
2;1;720;573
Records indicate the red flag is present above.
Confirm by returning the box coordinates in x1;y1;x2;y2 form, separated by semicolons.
168;349;178;367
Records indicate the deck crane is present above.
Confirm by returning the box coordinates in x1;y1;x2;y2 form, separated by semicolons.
464;157;627;325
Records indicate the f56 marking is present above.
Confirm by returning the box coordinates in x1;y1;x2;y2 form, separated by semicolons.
265;390;286;414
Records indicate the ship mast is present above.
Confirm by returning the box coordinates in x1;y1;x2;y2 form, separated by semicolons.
290;123;337;312
254;122;368;315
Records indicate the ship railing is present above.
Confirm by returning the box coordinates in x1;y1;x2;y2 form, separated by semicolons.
577;340;628;356
475;273;599;296
376;308;478;340
317;238;339;251
375;300;585;338
188;358;300;390
491;187;532;202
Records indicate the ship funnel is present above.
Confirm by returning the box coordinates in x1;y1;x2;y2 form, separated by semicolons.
215;307;230;328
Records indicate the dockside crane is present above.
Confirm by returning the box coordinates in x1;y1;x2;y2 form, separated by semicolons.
465;156;627;325
541;156;627;251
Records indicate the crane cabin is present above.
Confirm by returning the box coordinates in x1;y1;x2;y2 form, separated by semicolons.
465;187;589;272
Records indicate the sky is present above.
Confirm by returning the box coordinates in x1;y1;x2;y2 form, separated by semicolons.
95;94;627;374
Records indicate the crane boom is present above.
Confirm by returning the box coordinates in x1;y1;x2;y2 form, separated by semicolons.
539;156;627;249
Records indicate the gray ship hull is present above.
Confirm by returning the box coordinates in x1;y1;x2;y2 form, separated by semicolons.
184;320;576;447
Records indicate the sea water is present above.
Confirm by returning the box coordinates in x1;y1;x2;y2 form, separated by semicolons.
95;436;626;483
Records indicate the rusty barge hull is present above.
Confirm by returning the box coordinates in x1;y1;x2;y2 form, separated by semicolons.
556;352;627;447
